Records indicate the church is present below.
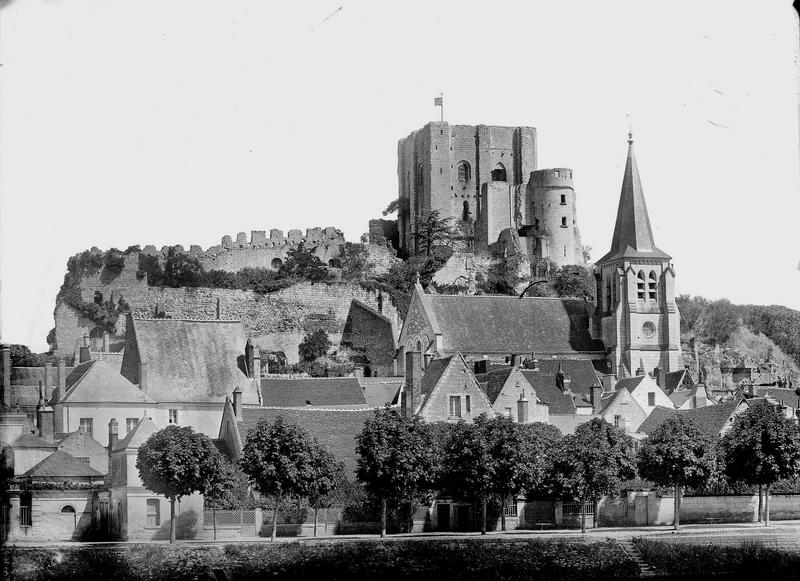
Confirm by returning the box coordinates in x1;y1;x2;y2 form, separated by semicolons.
397;131;682;381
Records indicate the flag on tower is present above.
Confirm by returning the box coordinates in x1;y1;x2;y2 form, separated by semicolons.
434;96;443;106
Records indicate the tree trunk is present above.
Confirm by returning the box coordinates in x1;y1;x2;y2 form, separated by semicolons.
408;499;414;534
764;484;770;527
314;506;319;538
580;498;586;534
169;498;176;544
673;484;681;531
380;497;387;538
271;493;280;542
212;506;217;541
501;495;507;532
593;496;599;529
480;495;487;535
757;485;763;522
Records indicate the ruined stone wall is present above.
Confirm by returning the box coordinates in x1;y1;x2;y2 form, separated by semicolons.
56;281;400;364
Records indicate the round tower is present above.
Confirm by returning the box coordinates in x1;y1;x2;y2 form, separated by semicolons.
529;168;584;266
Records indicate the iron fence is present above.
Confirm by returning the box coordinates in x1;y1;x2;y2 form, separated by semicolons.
562;502;594;517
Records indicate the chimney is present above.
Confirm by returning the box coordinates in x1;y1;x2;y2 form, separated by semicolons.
353;366;364;379
531;358;540;372
653;367;661;388
473;360;488;375
403;352;422;418
216;297;221;320
55;359;66;403
37;405;54;441
590;386;603;412
138;362;148;392
1;346;10;408
245;340;254;378
253;350;262;379
424;353;434;369
232;386;243;420
79;345;91;364
83;334;90;348
602;374;616;393
44;363;54;395
511;354;521;368
103;332;110;353
517;391;529;424
108;418;118;453
636;360;645;376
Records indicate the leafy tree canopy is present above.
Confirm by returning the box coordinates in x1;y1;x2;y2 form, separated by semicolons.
637;416;716;489
298;329;332;363
279;242;329;282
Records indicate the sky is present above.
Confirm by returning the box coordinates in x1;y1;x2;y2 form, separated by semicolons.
1;1;798;352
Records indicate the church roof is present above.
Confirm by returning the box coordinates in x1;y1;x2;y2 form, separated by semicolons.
424;294;605;355
596;135;671;265
120;316;258;404
259;377;367;407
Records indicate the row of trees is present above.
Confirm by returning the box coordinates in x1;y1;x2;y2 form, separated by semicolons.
137;400;800;543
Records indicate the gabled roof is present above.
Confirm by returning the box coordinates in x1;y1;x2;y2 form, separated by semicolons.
10;385;42;409
12;433;58;449
424;294;605;355
535;360;602;389
65;361;95;391
598;387;629;415
240;407;373;477
59;360;155;404
420;356;453;397
260;377;367;407
479;367;515;404
359;378;403;407
638;399;742;438
596;135;671;265
519;370;577;415
668;390;693;409
615;375;647;393
663;369;694;393
114;416;158;451
756;387;798;405
120;316;258;404
23;450;103;479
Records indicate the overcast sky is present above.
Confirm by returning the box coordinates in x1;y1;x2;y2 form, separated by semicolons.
1;1;798;352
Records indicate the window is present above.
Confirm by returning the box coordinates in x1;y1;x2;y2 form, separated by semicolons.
564;245;567;257
457;161;471;183
20;492;32;527
648;271;658;301
561;217;567;228
462;200;471;221
77;457;90;465
554;170;560;178
465;395;471;413
647;392;656;407
491;163;507;182
449;396;462;418
79;418;93;437
126;418;138;434
271;258;282;269
169;409;179;425
614;415;621;429
504;407;512;417
60;505;76;514
560;194;566;205
637;271;646;300
503;502;518;517
146;499;160;528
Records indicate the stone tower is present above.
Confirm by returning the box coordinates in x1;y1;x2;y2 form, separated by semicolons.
526;168;585;266
593;133;682;377
397;122;537;254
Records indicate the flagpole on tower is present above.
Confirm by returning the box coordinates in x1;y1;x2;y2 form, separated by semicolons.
434;93;444;122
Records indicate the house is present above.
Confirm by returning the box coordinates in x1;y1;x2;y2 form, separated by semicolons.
401;352;494;423
656;367;695;394
596;387;647;433
340;300;398;377
396;283;606;374
259;377;368;408
56;428;109;474
475;366;550;423
119;316;260;437
613;374;673;416
51;359;156;446
668;383;713;410
107;416;204;540
637;396;749;439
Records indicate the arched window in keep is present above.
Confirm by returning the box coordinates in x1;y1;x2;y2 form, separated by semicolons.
271;258;283;269
648;271;658;301
457;161;471;183
61;505;76;514
491;163;507;182
637;271;646;301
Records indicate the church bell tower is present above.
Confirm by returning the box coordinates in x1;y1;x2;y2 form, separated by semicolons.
594;132;682;377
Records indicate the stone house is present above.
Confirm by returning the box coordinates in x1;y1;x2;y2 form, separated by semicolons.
668;384;712;410
474;366;550;424
613;374;673;418
340;300;397;377
595;387;647;433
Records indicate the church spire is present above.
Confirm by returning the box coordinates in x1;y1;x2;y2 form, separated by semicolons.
596;133;670;264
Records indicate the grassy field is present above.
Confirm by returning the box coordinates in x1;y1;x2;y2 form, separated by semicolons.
3;538;639;581
634;537;800;578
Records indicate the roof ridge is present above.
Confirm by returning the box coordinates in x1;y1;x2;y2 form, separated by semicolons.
250;405;381;412
431;294;586;301
133;318;242;323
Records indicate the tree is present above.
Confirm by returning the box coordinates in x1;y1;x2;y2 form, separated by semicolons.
676;294;711;335
136;425;223;543
8;344;39;367
697;298;740;345
307;445;345;537
162;250;205;288
355;407;439;537
720;401;800;526
550;418;636;533
298;329;332;363
637;416;716;530
412;209;454;256
279;242;328;282
202;456;251;540
239;416;318;542
382;198;400;216
553;265;595;301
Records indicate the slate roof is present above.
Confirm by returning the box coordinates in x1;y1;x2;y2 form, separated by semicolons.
662;369;694;393
519;370;577;415
668;390;693;409
359;378;403;407
424;295;605;355
120;316;258;404
260;377;367;407
10;385;42;409
615;376;647;393
420;356;453;396
535;360;602;389
477;368;515;404
12;433;58;449
65;361;95;391
756;387;798;405
240;407;374;477
23;450;104;479
638;400;742;438
596;136;671;264
11;367;74;386
59;360;155;404
598;388;627;415
113;416;159;451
